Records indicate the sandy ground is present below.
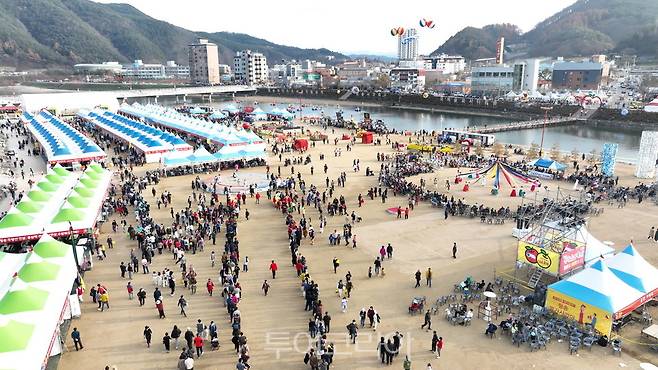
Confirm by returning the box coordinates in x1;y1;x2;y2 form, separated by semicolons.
53;121;658;370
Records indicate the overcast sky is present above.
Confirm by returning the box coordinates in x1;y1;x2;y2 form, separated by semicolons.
97;0;577;55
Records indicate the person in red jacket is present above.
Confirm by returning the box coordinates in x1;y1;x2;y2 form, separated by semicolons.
269;260;278;279
194;334;204;358
156;299;165;319
206;279;215;296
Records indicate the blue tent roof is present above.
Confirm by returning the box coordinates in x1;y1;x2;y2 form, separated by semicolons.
549;280;616;312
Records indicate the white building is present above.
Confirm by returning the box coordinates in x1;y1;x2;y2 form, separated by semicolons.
188;38;220;85
233;50;269;85
122;60;165;79
398;28;419;61
73;62;123;74
423;54;466;75
164;61;190;79
389;68;425;92
513;59;540;92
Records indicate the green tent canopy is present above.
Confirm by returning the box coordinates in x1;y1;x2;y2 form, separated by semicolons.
79;178;99;189
52;165;71;177
89;163;104;173
52;208;85;223
18;262;61;282
36;181;59;192
0;320;35;352
0;287;49;314
33;238;70;258
0;213;33;229
15;201;44;214
82;171;101;180
45;174;64;184
27;190;50;202
73;187;94;198
66;196;90;209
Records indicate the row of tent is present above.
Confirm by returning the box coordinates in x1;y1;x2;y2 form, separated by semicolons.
78;109;192;163
0;234;80;370
21;111;106;164
547;244;658;335
119;103;266;153
0;163;112;243
161;145;265;168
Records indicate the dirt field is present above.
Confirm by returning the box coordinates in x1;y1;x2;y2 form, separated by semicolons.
57;119;658;370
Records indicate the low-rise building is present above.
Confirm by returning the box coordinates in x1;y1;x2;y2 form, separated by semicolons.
552;62;603;90
73;62;123;74
423;54;465;75
122;60;166;79
164;61;190;79
389;68;425;92
470;66;514;95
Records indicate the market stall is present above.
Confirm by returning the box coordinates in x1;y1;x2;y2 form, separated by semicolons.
546;260;647;335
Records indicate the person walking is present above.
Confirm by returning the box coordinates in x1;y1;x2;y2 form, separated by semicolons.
156;299;166;319
649;226;655;240
403;356;411;370
137;288;147;306
171;325;182;350
206;279;214;296
127;263;134;279
323;312;331;333
346;320;358;344
386;243;393;259
120;262;127;278
414;270;421;288
163;332;171;353
431;331;439;354
436;337;443;358
341;297;348;313
332;257;340;273
194;333;204;358
243;256;249;272
261;280;270;296
184;328;195;350
144;326;153;348
269;260;278;279
126;282;134;300
421;310;432;331
452;242;457;259
425;268;432;287
178;295;188;317
377;337;386;364
71;327;83;351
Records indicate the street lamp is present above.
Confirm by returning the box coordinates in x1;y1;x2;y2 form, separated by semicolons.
539;106;553;157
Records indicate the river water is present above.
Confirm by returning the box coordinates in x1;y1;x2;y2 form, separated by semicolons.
147;97;641;163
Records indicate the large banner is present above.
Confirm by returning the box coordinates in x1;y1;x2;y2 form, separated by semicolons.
546;289;613;335
601;143;618;177
558;239;586;275
635;131;658;178
517;240;560;275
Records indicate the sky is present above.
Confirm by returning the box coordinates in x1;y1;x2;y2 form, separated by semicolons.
97;0;577;55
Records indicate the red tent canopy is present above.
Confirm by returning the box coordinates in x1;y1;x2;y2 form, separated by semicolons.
294;138;309;151
361;131;373;144
243;106;254;113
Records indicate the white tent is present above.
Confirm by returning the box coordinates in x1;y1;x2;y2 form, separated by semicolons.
644;98;658;113
607;244;658;294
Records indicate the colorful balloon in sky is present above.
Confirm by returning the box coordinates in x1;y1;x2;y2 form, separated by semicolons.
390;27;405;36
419;18;436;29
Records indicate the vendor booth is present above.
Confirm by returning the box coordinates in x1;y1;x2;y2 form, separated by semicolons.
546;259;648;335
0;234;80;370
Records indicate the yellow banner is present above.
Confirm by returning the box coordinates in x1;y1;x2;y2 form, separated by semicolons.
517;240;560;275
546;289;614;335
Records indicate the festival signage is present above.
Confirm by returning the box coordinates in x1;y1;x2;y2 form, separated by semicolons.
528;170;554;180
558;239;586;275
517;240;560;275
546;289;613;335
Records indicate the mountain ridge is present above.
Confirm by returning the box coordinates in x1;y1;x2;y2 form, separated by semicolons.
432;0;658;60
0;0;347;69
